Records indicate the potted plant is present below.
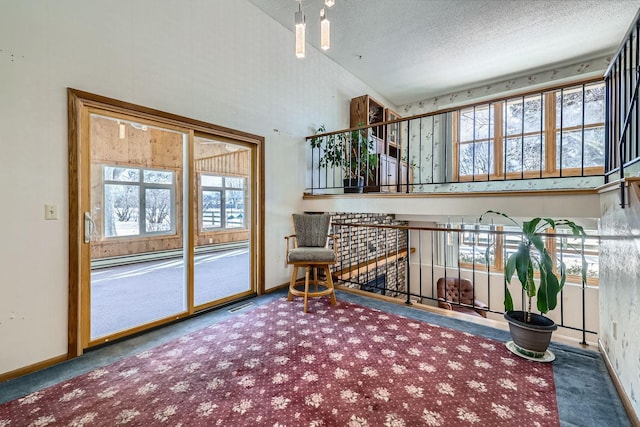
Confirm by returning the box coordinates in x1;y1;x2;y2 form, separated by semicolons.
480;210;587;360
310;125;377;193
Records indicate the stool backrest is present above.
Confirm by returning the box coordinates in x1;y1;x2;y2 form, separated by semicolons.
293;213;331;248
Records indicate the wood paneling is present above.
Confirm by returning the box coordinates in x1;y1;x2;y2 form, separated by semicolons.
90;115;183;168
196;151;249;175
87;117;250;259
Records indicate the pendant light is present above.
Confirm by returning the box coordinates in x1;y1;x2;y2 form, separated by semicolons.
295;2;306;59
320;8;330;51
294;0;336;58
118;121;126;140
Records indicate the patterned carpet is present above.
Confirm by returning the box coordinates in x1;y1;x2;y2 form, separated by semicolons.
0;297;559;426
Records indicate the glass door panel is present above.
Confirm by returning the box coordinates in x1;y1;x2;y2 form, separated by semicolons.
193;136;252;307
88;113;188;341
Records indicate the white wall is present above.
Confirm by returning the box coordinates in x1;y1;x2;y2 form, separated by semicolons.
0;0;391;375
400;56;610;115
599;186;640;417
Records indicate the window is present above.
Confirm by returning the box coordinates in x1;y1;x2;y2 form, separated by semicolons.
200;174;246;231
455;224;599;285
454;81;605;180
553;227;599;285
103;166;176;238
555;85;605;171
458;224;499;269
457;105;496;178
504;95;545;174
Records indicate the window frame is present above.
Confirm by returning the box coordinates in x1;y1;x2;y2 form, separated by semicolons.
453;79;605;181
199;173;248;232
457;225;599;286
102;165;177;239
457;224;505;272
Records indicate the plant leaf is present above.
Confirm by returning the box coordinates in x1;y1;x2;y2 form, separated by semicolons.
514;242;531;290
480;210;520;228
505;252;517;283
542;218;556;232
504;287;514;311
526;262;536;297
522;218;541;236
536;249;560;313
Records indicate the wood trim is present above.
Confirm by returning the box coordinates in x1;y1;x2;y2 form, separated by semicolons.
68;88;263;144
493;101;504;178
596;177;635;194
546;91;558;174
194;290;257;312
87;312;189;347
87;106;188;134
67;89;82;358
0;354;69;383
334;248;415;280
80;106;92;350
303;187;599;200
187;130;195;315
499;166;604;180
452;111;460;181
373;165;602;181
598;339;640;427
256;130;266;295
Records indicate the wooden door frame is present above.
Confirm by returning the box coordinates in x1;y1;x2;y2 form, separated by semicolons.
67;88;265;358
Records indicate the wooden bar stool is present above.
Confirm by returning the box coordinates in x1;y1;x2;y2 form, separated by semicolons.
285;213;337;313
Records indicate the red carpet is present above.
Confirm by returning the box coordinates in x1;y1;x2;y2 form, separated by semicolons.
0;297;559;426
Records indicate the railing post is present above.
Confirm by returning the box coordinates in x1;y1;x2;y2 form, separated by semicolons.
581;236;587;345
405;228;412;305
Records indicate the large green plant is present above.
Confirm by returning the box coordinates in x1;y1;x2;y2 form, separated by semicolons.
480;210;587;322
310;125;377;181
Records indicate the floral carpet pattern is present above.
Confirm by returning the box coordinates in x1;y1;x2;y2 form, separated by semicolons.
0;297;559;426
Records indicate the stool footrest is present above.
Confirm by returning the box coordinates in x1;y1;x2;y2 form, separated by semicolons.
289;280;334;298
287;264;336;312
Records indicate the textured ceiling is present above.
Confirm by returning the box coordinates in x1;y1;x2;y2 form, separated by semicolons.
247;0;640;105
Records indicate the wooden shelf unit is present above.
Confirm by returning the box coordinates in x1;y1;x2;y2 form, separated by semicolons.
350;95;407;192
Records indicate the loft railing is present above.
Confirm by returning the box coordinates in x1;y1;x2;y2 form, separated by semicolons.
330;220;600;346
307;80;606;195
605;8;640;208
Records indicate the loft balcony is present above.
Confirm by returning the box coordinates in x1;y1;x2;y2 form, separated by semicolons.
306;80;607;197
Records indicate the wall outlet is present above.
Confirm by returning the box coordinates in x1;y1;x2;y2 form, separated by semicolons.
45;204;58;220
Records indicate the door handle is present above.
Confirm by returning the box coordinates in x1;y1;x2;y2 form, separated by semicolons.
84;212;96;243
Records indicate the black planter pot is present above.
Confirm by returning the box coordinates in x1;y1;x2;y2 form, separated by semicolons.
343;177;364;193
504;311;557;358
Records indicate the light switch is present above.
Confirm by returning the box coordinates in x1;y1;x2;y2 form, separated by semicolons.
45;204;58;220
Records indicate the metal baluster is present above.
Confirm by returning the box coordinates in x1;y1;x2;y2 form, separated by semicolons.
581;84;586;177
539;93;544;179
520;95;525;180
559;88;564;177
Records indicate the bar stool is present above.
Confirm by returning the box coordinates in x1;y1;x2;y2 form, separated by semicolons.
285;213;337;313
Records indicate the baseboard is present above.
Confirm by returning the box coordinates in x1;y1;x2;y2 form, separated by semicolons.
599;338;640;427
0;354;69;383
264;282;290;293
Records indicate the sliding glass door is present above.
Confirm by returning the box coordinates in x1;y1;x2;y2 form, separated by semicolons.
193;136;252;308
69;93;262;351
87;113;189;342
